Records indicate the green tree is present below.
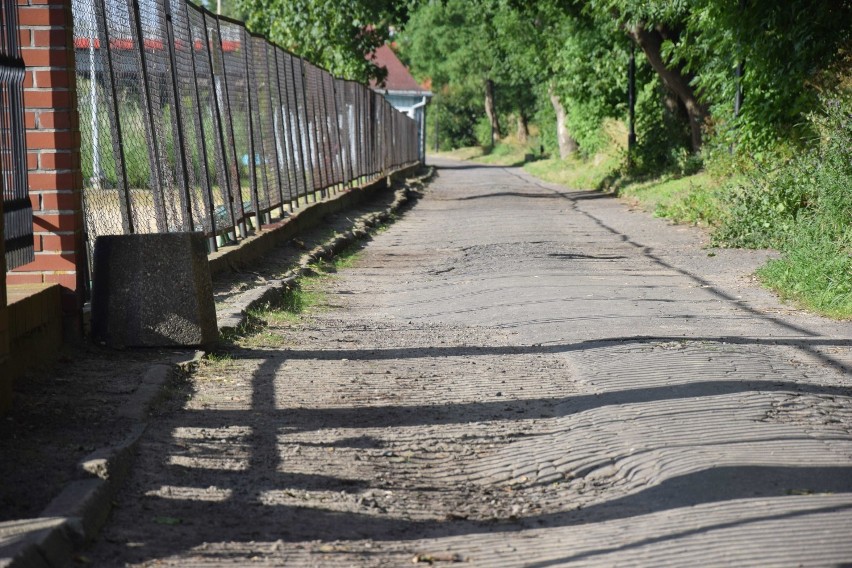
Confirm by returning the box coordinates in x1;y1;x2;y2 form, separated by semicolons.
402;0;552;148
402;0;503;144
674;0;852;151
236;0;411;82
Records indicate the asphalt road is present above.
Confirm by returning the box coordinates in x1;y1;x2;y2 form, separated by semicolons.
89;158;852;566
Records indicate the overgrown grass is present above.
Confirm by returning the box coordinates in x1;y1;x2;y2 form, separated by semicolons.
715;96;851;318
474;139;536;166
757;224;852;318
524;151;725;228
431;147;486;161
221;241;366;349
523;120;626;191
524;152;622;192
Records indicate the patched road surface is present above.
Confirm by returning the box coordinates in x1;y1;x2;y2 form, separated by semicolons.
90;159;852;566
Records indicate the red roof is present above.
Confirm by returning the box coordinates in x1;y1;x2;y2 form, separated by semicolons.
369;44;430;94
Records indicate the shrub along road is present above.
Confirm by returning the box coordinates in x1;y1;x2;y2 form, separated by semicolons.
89;158;852;566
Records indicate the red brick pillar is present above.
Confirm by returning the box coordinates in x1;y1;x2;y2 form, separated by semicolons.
11;0;85;336
0;198;9;411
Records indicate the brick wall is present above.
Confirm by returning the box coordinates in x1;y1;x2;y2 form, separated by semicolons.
1;203;8;412
10;0;85;335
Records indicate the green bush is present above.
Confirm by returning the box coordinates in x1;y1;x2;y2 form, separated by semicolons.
475;115;494;148
427;88;482;151
714;97;851;249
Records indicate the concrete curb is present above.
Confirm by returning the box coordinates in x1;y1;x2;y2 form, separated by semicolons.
0;166;434;568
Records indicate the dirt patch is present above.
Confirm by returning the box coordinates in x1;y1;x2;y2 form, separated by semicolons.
0;345;184;521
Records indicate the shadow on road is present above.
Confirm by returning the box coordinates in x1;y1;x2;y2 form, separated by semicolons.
93;162;852;565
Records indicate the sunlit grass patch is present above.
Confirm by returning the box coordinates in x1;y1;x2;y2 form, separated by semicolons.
431;147;486;161
620;171;727;227
523;151;621;191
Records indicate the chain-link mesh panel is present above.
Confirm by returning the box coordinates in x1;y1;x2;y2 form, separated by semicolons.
362;84;371;176
271;48;297;206
168;0;211;234
310;64;329;192
290;57;313;199
204;12;240;234
75;0;131;244
335;79;352;186
261;42;286;209
302;62;322;192
186;3;229;237
219;20;253;225
135;0;185;233
248;34;274;214
71;0;420;260
322;72;342;187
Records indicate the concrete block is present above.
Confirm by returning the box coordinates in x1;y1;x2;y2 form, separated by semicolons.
91;233;217;348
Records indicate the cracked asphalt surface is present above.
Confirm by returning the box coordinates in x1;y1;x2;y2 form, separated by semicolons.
89;159;852;566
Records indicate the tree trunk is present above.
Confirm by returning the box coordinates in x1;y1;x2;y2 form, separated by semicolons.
627;23;707;152
549;89;578;159
516;114;529;143
484;79;500;145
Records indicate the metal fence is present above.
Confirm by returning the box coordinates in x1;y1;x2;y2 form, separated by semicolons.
71;0;419;255
1;1;34;272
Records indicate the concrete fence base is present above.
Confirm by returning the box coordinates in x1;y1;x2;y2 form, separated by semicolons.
90;233;218;348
